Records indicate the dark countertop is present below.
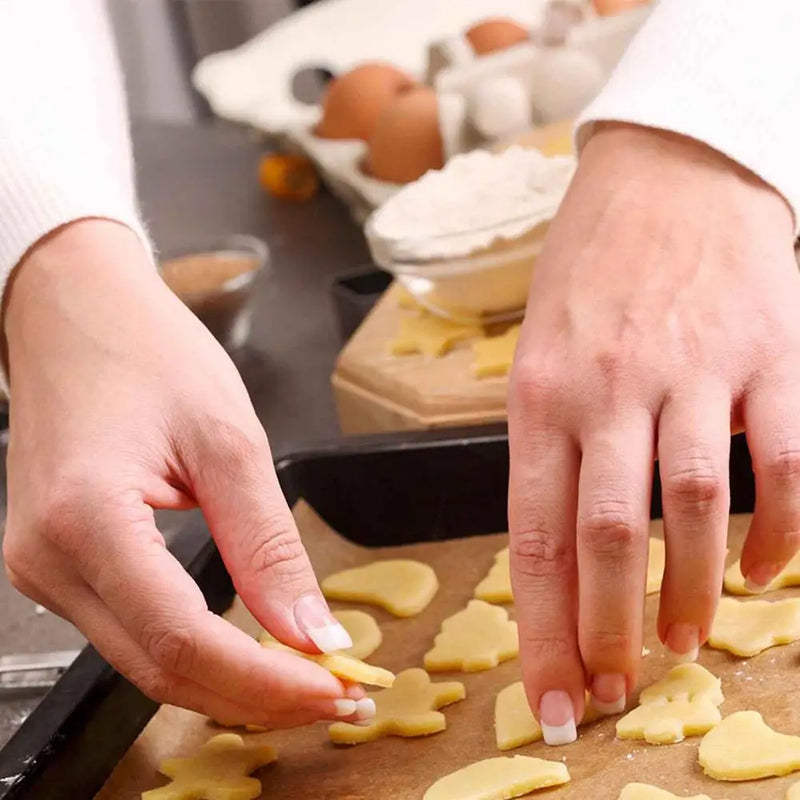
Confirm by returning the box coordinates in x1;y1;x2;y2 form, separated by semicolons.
0;120;372;747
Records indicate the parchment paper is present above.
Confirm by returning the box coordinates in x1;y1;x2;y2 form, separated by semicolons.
97;506;800;799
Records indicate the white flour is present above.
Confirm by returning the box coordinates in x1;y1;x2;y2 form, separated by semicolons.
367;146;575;261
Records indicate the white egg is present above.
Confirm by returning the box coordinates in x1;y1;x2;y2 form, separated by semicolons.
468;75;532;139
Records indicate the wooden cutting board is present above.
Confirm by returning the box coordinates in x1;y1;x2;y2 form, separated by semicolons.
332;284;512;434
98;507;800;799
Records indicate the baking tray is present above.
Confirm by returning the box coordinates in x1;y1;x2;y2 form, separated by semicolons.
0;426;756;800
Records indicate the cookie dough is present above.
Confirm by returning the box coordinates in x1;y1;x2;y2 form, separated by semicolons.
328;668;465;745
332;609;382;660
390;314;483;357
424;600;518;672
699;710;800;781
646;538;666;595
788;781;800;799
142;733;276;800
471;325;521;378
322;559;438;617
260;638;394;687
617;785;719;800
724;550;800;595
494;682;603;750
638;663;724;706
616;664;724;745
423;755;570;800
708;597;800;657
474;547;512;604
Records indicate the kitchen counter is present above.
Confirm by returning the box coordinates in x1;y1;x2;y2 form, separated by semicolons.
0;119;372;747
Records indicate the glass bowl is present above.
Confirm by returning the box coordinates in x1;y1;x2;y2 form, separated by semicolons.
365;214;549;324
158;234;269;351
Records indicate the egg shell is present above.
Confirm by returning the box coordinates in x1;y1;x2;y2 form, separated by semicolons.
592;0;650;17
366;86;445;184
465;18;530;56
316;62;416;141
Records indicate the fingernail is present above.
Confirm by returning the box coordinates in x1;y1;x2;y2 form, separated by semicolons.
294;594;353;653
665;623;699;663
744;564;779;593
539;690;577;746
590;674;626;716
331;698;357;717
355;698;376;720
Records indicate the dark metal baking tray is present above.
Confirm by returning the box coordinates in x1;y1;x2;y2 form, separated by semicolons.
0;426;755;799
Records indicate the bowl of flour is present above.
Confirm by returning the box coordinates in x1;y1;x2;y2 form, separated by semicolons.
365;146;575;322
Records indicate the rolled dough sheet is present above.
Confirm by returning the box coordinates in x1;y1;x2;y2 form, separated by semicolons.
97;510;800;800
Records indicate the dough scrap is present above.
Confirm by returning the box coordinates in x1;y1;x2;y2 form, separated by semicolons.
328;668;465;745
423;755;570;800
260;638;394;687
141;733;276;800
638;663;724;707
617;784;719;800
332;609;382;660
724;550;800;595
474;547;512;604
646;538;666;595
390;314;483;357
698;710;800;781
471;325;521;378
708;596;800;657
617;697;722;745
424;599;518;672
617;663;724;745
494;681;603;750
788;780;800;799
322;559;438;617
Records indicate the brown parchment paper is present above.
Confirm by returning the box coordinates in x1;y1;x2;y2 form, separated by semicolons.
97;506;800;800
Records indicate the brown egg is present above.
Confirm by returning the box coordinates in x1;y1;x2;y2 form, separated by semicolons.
591;0;650;16
315;62;416;141
366;87;444;184
465;18;530;56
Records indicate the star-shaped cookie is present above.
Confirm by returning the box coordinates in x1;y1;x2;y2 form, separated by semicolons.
328;668;465;745
390;314;484;358
471;325;521;378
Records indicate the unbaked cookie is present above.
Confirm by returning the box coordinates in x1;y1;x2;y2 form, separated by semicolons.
142;733;276;800
494;682;603;750
646;538;666;595
724;550;800;595
423;755;570;800
391;314;483;357
322;559;438;617
472;325;521;378
332;609;382;660
260;637;394;687
474;547;512;604
616;664;724;745
699;710;800;781
424;599;518;672
617;784;720;800
328;668;465;745
708;597;800;657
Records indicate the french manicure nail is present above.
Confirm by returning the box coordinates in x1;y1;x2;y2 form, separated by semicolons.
589;674;626;716
743;577;769;594
332;698;357;717
744;563;779;594
539;690;577;746
665;623;699;663
355;698;376;720
294;594;353;653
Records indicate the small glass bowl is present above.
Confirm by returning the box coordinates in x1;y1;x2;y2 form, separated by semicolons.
365;215;549;324
158;234;269;351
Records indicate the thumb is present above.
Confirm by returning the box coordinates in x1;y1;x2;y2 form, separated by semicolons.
185;424;352;655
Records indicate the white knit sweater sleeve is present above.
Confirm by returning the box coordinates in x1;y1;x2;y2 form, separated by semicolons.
0;0;150;298
577;0;800;231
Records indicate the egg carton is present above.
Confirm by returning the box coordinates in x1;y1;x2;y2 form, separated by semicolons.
193;0;652;217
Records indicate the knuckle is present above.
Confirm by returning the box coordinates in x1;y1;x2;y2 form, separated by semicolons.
763;446;800;483
578;501;639;558
663;456;724;507
582;628;635;657
509;359;562;410
135;668;178;705
142;623;198;676
247;519;308;582
520;634;572;663
511;529;572;579
200;421;266;479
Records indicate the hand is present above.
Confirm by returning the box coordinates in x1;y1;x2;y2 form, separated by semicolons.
2;220;370;728
508;124;800;744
